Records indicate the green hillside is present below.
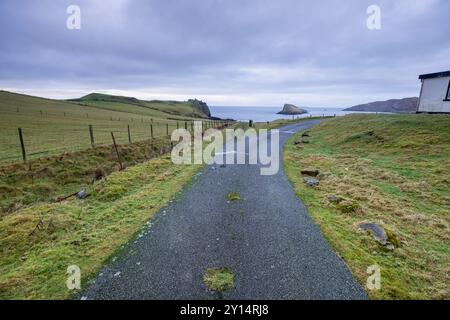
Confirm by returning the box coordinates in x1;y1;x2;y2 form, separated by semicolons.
0;91;213;163
285;114;450;299
69;92;210;119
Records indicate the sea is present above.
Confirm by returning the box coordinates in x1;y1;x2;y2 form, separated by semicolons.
209;106;360;122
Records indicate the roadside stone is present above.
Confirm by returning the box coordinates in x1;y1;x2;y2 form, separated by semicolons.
301;168;320;177
76;189;88;199
359;223;395;250
294;141;302;145
301;132;310;137
327;195;343;203
303;177;319;187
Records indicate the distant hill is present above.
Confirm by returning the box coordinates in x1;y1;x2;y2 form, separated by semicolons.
71;93;142;106
69;93;211;118
344;97;418;113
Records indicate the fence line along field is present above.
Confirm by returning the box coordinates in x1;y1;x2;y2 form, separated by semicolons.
0;91;222;164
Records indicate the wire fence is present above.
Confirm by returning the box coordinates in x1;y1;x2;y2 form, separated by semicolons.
0;119;230;165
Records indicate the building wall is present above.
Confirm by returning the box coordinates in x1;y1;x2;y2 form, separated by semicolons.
417;76;450;113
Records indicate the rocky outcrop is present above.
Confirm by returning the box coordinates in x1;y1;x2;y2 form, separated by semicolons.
344;97;418;113
188;99;211;118
359;223;395;250
277;104;308;115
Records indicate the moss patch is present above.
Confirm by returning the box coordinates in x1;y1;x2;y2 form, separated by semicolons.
226;192;241;201
203;267;234;292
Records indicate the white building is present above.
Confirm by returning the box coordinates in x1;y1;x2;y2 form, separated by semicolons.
417;71;450;113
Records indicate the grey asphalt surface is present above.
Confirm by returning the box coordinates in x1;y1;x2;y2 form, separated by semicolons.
83;120;367;300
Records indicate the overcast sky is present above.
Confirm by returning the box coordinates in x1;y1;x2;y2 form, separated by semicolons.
0;0;449;107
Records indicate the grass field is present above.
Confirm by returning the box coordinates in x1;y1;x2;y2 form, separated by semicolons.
2;104;448;299
284;114;450;299
0;153;203;299
0;91;217;164
0;90;224;298
70;93;209;119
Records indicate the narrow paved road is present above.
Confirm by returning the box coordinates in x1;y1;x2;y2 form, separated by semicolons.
84;120;367;299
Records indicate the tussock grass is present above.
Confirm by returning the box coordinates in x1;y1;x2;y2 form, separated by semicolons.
284;114;450;299
0;137;173;214
0;155;202;299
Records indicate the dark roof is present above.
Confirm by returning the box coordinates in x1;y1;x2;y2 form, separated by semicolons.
419;71;450;80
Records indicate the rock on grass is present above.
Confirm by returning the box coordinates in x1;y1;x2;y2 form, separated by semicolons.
359;223;395;250
303;177;319;187
301;168;320;177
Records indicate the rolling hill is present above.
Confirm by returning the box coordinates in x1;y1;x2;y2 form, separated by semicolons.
69;93;211;119
344;97;418;113
0;90;215;163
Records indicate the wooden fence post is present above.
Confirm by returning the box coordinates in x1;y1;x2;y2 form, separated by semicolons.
166;123;169;136
18;128;26;162
150;124;154;138
127;125;131;143
111;132;123;170
89;124;95;147
177;122;179;129
185;121;187;130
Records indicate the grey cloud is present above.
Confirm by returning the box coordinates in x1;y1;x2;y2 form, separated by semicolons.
0;0;449;106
